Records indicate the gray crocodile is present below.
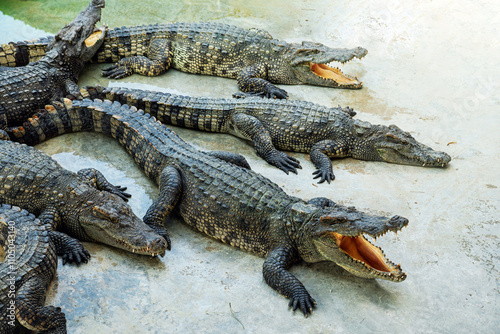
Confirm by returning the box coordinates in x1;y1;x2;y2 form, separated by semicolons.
73;85;451;183
0;22;367;99
0;0;106;133
0;204;66;334
0;138;168;264
12;98;409;316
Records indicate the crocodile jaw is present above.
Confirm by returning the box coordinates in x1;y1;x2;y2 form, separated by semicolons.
314;232;407;282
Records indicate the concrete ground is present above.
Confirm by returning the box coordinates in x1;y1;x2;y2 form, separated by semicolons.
1;0;498;333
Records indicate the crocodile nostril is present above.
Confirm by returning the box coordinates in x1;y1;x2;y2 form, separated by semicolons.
152;237;166;249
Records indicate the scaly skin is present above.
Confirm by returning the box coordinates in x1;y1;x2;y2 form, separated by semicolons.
0;139;168;263
1;22;367;98
0;204;66;334
11;98;409;316
0;0;106;133
79;85;451;183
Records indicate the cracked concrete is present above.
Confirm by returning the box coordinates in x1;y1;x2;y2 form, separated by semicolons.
0;0;498;332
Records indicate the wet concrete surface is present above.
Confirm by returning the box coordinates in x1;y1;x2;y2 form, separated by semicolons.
1;0;498;332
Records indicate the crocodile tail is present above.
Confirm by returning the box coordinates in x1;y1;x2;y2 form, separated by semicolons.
80;85;232;133
0;37;54;67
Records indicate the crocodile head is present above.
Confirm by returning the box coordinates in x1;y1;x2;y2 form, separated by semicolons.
293;202;407;281
286;41;367;89
46;0;106;62
78;194;167;256
352;121;452;167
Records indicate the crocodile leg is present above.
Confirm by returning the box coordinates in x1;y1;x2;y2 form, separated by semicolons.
230;113;301;174
16;277;67;333
263;245;316;317
102;37;173;79
38;206;90;264
77;168;131;201
310;139;350;184
204;150;251;169
143;165;183;250
237;63;288;99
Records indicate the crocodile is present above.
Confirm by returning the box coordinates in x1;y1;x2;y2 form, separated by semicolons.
0;204;66;334
11;98;409;316
0;22;368;99
0;139;168;264
75;85;451;183
0;0;106;134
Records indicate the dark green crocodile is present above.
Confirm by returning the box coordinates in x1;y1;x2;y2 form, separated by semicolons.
0;204;66;334
0;22;368;98
0;138;168;264
0;0;106;134
12;98;409;316
74;85;451;183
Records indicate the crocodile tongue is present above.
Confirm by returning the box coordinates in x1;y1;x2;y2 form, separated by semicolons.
333;232;391;272
310;63;360;86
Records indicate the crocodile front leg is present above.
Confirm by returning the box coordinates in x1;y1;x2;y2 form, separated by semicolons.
143;165;183;250
230;113;301;174
263;245;316;317
16;277;67;334
102;37;173;79
204;150;251;169
39;206;90;264
310;139;350;184
237;63;288;99
77;168;131;201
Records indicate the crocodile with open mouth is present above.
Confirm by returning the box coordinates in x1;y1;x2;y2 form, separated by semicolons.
10;97;409;316
0;0;106;134
0;21;367;99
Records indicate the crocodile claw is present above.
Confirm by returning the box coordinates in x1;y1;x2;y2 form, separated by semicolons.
265;86;288;99
108;185;132;202
62;244;91;265
312;168;335;184
267;151;301;174
102;64;133;79
288;290;316;317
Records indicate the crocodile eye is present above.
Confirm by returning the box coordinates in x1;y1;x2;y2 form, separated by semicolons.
385;133;402;143
93;205;119;223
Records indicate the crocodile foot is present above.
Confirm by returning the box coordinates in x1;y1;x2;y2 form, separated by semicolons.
312;168;335;184
265;151;302;174
107;185;132;201
62;241;91;265
289;290;316;317
102;64;133;79
264;86;288;99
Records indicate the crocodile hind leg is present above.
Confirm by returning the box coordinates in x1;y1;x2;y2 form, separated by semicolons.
102;37;173;79
263;245;316;317
77;168;131;201
229;113;301;174
204;150;251;169
16;277;67;333
310;139;350;184
39;206;90;264
143;165;183;250
237;63;288;99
